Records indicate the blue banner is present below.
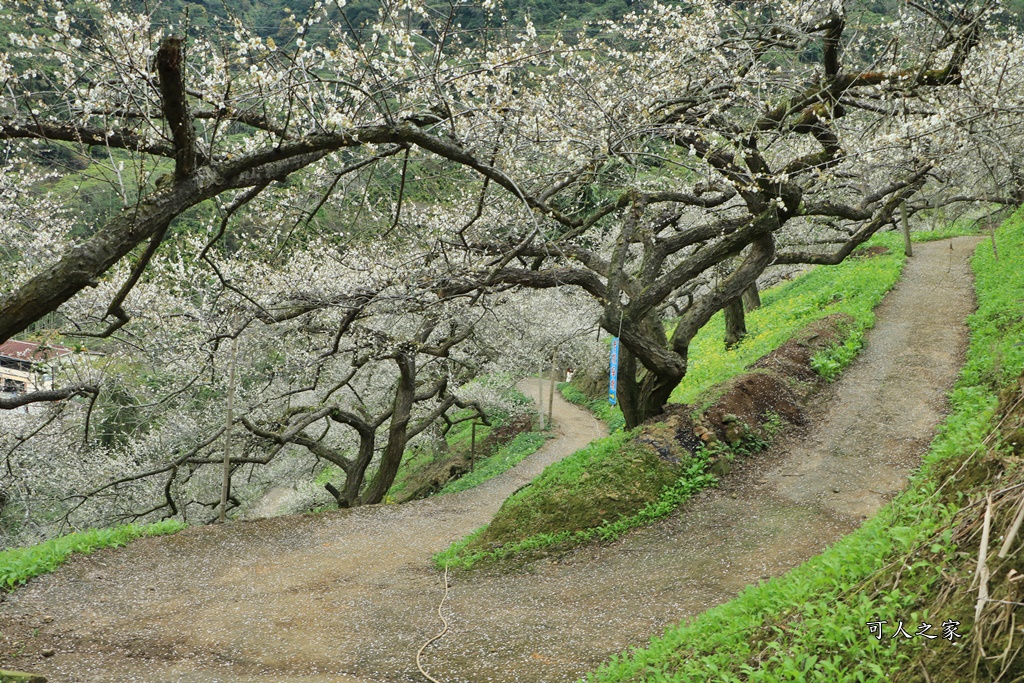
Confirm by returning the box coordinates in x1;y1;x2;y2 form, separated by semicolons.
609;337;619;406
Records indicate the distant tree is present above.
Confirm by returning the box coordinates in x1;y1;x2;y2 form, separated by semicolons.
237;312;490;509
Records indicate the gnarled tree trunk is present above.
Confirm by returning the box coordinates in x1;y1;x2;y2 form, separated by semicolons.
359;351;417;505
723;298;747;348
616;346;684;429
742;283;761;311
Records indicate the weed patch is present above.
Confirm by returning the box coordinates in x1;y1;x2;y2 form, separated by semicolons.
0;519;185;590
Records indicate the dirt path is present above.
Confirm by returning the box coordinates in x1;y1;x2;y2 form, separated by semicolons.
0;238;980;682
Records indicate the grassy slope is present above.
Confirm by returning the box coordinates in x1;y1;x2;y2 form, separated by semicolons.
439;431;550;495
0;520;184;590
437;233;909;570
436;433;714;570
385;377;542;500
672;233;906;405
582;218;1022;682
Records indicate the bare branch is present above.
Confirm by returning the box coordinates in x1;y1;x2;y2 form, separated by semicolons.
0;384;98;410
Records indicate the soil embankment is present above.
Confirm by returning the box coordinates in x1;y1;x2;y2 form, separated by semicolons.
0;237;980;682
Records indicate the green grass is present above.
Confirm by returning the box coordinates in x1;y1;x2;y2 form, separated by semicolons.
580;211;1024;683
0;520;185;590
559;382;625;433
909;215;987;243
439;431;551;494
434;434;714;570
671;233;905;404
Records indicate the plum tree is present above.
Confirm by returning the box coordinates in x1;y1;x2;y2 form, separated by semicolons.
1;0;1022;536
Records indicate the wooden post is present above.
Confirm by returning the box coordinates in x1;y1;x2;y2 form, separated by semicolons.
219;333;238;523
987;216;999;260
537;362;545;430
547;349;556;429
900;201;913;257
470;421;476;472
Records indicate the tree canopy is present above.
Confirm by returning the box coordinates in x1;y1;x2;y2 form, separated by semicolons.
1;0;1022;536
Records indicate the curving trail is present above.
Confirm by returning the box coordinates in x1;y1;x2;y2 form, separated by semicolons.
0;237;981;682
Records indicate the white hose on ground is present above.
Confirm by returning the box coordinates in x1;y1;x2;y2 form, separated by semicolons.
416;563;450;683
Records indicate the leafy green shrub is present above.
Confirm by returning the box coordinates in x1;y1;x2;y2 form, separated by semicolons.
0;519;185;590
810;325;866;380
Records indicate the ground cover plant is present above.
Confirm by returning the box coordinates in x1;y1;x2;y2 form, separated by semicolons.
0;520;184;590
671;232;905;404
438;431;550;495
580;213;1024;682
437;233;908;571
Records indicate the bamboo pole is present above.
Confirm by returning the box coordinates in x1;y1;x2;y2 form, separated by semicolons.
537;361;545;430
998;492;1024;558
547;350;556;429
974;494;993;627
219;334;239;523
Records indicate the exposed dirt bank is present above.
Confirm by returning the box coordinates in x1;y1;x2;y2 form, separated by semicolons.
0;237;980;682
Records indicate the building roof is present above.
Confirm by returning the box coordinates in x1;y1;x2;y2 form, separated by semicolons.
0;340;74;363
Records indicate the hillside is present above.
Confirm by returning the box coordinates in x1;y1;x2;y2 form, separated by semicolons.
0;231;993;681
586;219;1024;682
17;1;914;47
1;1;1022;680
